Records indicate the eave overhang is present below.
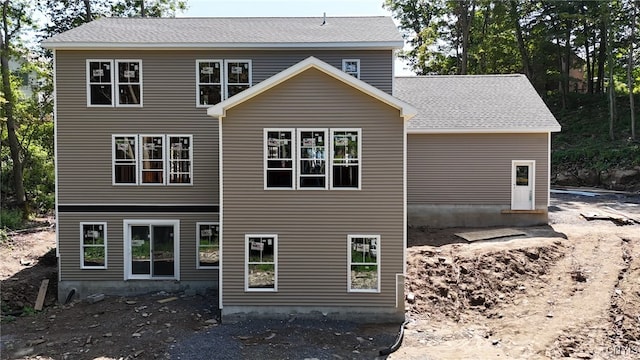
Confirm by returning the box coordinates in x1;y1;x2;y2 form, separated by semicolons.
41;41;404;51
406;126;562;134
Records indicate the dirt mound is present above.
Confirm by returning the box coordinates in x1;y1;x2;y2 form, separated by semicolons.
1;229;58;315
406;240;566;321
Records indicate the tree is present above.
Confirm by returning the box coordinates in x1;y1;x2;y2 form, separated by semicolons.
626;0;637;140
1;0;33;219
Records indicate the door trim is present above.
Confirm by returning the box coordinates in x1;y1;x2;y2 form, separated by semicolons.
511;160;535;210
123;219;180;280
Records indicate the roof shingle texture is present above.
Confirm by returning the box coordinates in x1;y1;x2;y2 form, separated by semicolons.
395;75;561;132
43;16;403;46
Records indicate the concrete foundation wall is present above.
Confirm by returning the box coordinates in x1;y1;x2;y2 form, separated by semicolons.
221;305;404;323
58;280;218;303
408;204;549;228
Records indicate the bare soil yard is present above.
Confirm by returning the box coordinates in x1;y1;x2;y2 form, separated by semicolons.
1;190;639;359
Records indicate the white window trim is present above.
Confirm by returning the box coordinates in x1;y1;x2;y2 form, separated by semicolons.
244;234;278;292
123;219;180;281
342;59;360;79
139;134;166;186
86;59;114;107
347;234;380;293
195;59;223;108
112;134;138;186
330;128;362;190
297;128;328;190
167;134;193;186
223;59;252;99
115;59;143;108
264;128;296;190
80;222;107;269
196;222;219;269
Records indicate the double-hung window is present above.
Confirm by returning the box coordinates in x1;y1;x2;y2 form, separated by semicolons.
197;222;219;268
80;222;107;269
116;60;142;106
87;60;113;106
246;234;277;291
196;59;251;106
168;135;192;184
196;60;223;106
113;135;193;186
265;129;294;189
140;135;164;184
298;129;327;189
331;129;361;189
348;235;380;292
113;135;138;185
342;59;360;79
225;60;251;98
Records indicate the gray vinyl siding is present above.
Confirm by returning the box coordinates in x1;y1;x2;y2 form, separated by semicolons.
221;68;404;308
407;133;549;207
55;49;392;204
58;212;218;281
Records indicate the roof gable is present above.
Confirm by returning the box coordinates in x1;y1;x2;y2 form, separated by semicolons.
208;56;417;120
42;17;404;50
395;74;561;133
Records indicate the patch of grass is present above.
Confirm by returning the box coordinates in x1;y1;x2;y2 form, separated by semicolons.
0;208;24;230
21;306;37;316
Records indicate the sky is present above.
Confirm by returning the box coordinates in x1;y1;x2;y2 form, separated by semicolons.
177;0;414;75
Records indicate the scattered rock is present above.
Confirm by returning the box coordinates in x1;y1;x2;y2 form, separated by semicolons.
131;333;141;338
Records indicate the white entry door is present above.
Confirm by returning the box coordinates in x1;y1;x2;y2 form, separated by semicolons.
511;160;535;210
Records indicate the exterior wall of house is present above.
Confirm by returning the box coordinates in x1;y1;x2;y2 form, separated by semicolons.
407;133;550;227
54;48;392;301
56;212;219;301
220;68;405;321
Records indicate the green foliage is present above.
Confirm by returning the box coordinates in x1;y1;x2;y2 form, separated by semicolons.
21;306;36;316
550;93;640;171
0;208;24;230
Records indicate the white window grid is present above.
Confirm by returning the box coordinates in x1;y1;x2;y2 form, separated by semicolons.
115;59;143;107
297;128;328;190
86;59;114;107
112;135;138;185
167;135;193;185
330;128;362;190
196;59;223;107
80;222;108;269
245;234;278;292
347;234;380;293
224;59;252;99
342;59;360;79
139;134;165;185
264;128;296;190
196;222;219;269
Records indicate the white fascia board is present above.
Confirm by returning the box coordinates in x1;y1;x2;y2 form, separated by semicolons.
41;41;404;50
406;126;561;134
208;56;417;121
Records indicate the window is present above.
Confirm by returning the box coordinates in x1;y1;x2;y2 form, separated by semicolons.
197;223;219;268
298;129;327;189
125;220;179;280
245;234;277;291
140;135;164;184
348;235;380;292
265;129;294;189
116;60;142;106
168;135;192;184
87;60;113;106
80;222;107;269
196;60;223;106
113;135;138;185
331;129;361;189
225;60;251;98
113;134;193;186
342;59;360;79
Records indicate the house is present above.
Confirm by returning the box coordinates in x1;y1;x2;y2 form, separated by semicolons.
395;75;561;228
42;16;560;322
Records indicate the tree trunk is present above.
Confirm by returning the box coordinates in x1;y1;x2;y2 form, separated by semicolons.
1;2;28;218
629;1;637;140
141;0;145;17
607;7;615;140
584;20;592;94
510;1;533;81
459;0;475;75
596;20;607;93
83;0;92;22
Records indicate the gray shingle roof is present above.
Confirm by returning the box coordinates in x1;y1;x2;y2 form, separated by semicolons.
42;16;403;49
395;75;561;133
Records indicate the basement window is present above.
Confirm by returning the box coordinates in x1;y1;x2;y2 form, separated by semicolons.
197;223;219;268
245;234;277;291
348;235;380;292
81;222;107;269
